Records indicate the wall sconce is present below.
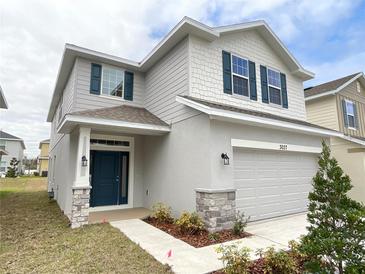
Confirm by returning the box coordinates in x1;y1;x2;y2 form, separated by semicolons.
81;156;88;167
221;153;230;165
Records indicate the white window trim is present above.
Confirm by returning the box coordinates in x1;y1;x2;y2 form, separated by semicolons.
100;63;125;99
344;99;357;130
267;67;282;106
230;53;250;97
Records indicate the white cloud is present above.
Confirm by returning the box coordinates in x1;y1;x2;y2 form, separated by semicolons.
0;0;363;157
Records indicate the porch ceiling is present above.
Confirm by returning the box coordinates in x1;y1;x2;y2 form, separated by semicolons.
58;105;170;135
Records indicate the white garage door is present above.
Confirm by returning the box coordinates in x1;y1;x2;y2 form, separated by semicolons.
233;148;317;221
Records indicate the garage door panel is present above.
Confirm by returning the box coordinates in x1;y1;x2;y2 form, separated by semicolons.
233;148;316;221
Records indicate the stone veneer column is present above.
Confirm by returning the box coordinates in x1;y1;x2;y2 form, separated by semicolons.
71;127;91;229
70;187;91;228
195;188;236;232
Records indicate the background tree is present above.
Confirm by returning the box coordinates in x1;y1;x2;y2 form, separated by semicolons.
6;157;19;178
300;141;365;273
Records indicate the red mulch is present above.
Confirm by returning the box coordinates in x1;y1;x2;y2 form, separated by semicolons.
143;217;251;248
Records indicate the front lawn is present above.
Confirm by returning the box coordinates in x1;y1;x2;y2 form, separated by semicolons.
0;177;172;274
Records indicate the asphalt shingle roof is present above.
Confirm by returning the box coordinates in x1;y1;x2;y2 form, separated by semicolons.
0;130;22;140
304;73;360;98
70;105;169;127
181;96;335;132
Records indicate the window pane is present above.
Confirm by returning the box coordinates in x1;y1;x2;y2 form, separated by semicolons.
348;115;355;128
269;86;281;105
268;69;281;88
233;75;249;96
232;55;248;77
346;101;354;115
102;67;124;97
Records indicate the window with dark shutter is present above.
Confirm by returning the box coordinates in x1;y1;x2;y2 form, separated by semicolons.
124;71;134;101
249;61;257;100
90;63;102;94
222;51;232;94
260;65;269;103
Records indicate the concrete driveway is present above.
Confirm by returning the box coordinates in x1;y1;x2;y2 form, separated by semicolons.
111;213;309;274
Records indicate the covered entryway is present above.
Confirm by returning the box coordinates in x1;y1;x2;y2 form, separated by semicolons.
233;148;318;221
90;150;129;207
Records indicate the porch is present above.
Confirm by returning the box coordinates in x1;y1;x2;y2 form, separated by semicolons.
89;207;151;224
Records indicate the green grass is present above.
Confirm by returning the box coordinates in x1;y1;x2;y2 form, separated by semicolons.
0;177;172;274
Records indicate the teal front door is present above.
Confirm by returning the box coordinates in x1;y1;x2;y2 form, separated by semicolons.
90;151;129;207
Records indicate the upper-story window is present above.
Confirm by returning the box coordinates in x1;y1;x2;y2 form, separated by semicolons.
0;140;6;150
101;66;124;98
90;63;134;101
231;55;249;97
344;100;357;129
267;68;281;105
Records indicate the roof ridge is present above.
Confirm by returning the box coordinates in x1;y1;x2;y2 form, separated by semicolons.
306;72;361;90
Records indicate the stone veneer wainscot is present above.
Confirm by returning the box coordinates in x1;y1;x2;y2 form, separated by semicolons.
70;187;91;228
195;188;236;232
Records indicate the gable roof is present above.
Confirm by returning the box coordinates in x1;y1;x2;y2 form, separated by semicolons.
47;17;314;122
305;72;365;101
176;96;340;137
0;85;8;109
0;130;26;149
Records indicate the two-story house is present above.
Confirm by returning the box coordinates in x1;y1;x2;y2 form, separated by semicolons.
38;139;50;177
305;73;365;203
0;130;25;176
47;17;340;230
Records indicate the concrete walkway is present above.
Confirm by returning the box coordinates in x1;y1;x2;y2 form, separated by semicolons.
110;213;308;274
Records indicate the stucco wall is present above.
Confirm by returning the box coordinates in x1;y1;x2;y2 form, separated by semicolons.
0;140;24;174
331;137;365;204
188;31;307;121
143;113;211;215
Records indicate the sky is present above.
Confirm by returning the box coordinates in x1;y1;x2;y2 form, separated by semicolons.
0;0;364;157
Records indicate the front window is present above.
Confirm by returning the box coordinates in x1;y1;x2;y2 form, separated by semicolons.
0;140;6;150
231;55;249;97
0;161;6;172
102;67;124;97
345;100;356;129
268;68;281;105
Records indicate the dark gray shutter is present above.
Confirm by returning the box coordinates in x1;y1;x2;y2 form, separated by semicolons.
90;63;102;94
260;65;269;103
280;73;288;108
249;61;257;100
124;71;134;101
222;51;232;94
353;103;359;129
342;99;348;127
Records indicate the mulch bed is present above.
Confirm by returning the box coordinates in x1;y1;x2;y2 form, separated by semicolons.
143;217;251;248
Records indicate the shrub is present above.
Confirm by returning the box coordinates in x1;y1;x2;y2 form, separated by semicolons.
151;202;173;223
208;232;220;242
216;244;251;274
175;211;204;235
262;246;298;274
300;142;365;273
232;211;249;236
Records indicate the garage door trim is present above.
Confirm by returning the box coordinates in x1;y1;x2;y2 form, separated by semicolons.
231;139;321;154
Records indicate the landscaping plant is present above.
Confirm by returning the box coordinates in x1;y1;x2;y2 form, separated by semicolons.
260;246;298;274
175;211;204;235
6;157;19;178
300;141;365;273
152;202;173;223
216;244;251;274
233;211;250;236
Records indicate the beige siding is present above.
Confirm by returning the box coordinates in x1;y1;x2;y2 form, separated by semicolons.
306;96;339;130
331;137;365;203
336;80;365;138
145;37;198;124
189;31;307;121
73;58;145;112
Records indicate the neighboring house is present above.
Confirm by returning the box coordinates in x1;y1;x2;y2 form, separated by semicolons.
0;85;8;109
305;73;365;203
0;131;25;176
38;139;50;176
47;17;340;230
